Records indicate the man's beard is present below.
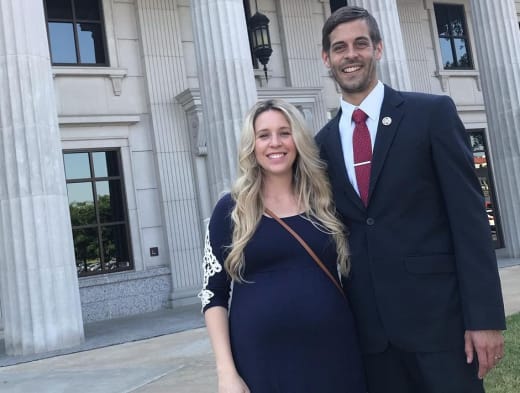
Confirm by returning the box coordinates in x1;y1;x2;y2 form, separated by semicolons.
332;61;376;95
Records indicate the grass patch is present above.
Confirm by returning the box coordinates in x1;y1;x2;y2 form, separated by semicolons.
484;312;520;393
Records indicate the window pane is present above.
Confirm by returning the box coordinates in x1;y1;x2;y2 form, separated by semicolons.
93;151;120;178
48;22;77;64
73;227;100;273
468;131;501;247
46;0;73;19
97;180;125;222
65;149;132;276
74;0;101;20
434;4;449;35
101;224;130;269
64;152;91;179
454;38;472;68
68;182;96;226
439;38;454;68
77;23;106;64
450;16;466;37
470;134;485;152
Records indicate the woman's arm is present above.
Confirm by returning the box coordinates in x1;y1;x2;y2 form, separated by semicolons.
205;306;250;393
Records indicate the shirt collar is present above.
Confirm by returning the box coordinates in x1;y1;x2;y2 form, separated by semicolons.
339;81;385;122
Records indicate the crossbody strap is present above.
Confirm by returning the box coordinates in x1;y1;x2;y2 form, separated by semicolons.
265;208;346;299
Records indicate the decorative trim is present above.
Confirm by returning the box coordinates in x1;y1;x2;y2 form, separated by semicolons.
434;70;482;92
79;266;171;288
58;115;140;126
52;67;128;96
197;227;223;310
176;88;207;156
254;67;273;87
257;87;322;102
258;87;323;128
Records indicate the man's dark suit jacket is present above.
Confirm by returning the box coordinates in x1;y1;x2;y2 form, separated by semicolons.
316;85;506;354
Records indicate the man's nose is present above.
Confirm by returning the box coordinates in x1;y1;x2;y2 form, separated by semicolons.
344;46;358;58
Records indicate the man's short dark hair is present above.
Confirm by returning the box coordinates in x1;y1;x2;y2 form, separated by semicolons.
322;6;382;52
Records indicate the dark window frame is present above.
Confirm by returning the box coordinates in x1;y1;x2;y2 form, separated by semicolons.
64;149;133;277
44;0;109;66
434;3;473;70
468;129;503;249
330;0;348;13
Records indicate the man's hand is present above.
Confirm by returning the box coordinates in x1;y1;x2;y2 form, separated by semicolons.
464;330;504;379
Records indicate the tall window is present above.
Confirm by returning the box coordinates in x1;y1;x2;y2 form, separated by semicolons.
468;131;502;248
44;0;107;65
64;150;133;276
330;0;348;13
434;3;473;69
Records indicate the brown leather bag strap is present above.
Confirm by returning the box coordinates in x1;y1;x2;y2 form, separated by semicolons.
265;208;346;299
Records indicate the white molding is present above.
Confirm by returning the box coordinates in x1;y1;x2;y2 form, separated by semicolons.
257;87;323;102
456;104;486;112
58;114;140;126
52;67;128;96
433;69;482;92
254;67;273;87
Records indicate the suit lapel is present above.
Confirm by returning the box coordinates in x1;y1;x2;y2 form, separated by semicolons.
323;111;365;211
368;86;404;200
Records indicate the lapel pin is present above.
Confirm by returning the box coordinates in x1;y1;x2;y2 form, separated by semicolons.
382;117;392;126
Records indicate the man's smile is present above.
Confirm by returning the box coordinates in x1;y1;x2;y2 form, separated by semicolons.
342;65;362;73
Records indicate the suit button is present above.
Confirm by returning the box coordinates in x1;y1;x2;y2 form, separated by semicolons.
366;218;375;225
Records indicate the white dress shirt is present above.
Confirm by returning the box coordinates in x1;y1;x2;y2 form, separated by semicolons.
338;81;385;196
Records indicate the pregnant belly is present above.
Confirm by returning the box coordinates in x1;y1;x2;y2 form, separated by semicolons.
229;266;352;345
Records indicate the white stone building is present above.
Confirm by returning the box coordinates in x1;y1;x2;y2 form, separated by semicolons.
0;0;519;355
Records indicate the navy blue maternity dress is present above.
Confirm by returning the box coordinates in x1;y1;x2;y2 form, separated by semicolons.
200;194;366;393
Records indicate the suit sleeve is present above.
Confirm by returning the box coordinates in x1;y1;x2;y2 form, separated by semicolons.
315;132;329;164
198;194;233;313
429;95;506;330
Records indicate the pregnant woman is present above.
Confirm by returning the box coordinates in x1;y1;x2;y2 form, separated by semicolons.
199;99;366;393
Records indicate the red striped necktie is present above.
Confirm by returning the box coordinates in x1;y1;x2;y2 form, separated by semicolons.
352;109;372;206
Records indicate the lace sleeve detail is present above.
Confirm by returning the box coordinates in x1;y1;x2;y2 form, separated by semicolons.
197;227;223;310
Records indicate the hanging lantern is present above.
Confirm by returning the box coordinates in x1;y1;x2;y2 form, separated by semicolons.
248;11;273;81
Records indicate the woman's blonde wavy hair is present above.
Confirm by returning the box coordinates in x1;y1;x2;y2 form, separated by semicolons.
225;99;350;281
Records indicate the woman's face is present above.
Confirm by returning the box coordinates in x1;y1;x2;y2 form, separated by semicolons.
253;109;297;179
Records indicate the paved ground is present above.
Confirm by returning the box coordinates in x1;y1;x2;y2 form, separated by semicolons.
0;264;519;393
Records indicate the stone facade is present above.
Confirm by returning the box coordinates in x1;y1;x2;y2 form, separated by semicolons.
1;0;519;355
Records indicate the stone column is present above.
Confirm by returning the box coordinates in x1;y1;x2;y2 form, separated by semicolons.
350;0;412;91
136;0;205;305
470;0;520;258
0;0;84;355
276;0;328;130
191;0;257;201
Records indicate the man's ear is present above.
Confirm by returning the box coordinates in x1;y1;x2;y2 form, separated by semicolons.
374;41;383;61
322;50;330;68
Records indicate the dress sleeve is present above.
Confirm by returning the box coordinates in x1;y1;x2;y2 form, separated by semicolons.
197;194;234;313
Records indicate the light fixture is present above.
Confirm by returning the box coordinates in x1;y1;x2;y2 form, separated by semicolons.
248;2;273;81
